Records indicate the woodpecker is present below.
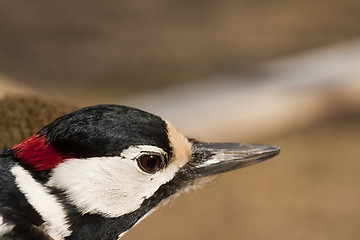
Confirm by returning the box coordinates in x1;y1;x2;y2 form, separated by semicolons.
0;104;280;240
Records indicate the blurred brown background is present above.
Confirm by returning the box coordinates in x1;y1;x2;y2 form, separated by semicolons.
0;0;360;239
1;0;360;104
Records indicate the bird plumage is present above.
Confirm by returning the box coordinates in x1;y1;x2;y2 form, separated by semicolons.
0;105;280;240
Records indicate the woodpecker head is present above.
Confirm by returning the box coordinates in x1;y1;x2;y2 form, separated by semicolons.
10;104;280;239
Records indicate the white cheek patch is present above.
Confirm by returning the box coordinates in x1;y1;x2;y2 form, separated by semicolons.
47;151;185;218
0;215;14;237
10;165;71;239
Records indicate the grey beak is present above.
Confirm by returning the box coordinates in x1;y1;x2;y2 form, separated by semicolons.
189;142;280;178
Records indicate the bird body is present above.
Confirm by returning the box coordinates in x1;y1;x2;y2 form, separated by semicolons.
0;105;279;240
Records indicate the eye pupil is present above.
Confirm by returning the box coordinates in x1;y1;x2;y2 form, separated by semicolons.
138;155;162;173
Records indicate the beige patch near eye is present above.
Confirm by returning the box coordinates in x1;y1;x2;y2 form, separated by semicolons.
165;120;192;169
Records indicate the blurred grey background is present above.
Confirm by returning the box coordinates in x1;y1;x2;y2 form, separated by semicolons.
0;1;360;240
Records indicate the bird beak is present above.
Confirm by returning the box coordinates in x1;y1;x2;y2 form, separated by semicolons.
188;142;280;178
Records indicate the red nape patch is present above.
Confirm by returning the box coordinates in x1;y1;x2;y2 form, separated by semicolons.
12;134;72;171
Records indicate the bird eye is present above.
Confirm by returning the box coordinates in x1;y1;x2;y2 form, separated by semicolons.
137;154;164;174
